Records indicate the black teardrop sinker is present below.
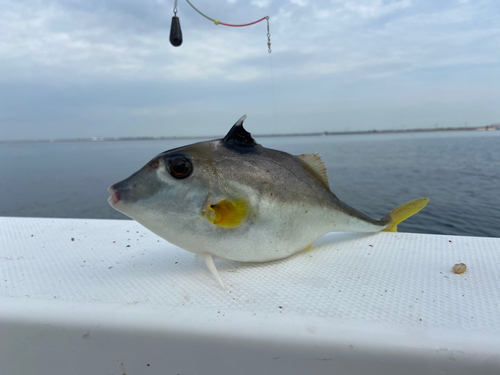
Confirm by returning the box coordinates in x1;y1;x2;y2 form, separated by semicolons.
170;16;183;47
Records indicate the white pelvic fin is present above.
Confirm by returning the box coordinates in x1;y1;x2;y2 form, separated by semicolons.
201;253;225;290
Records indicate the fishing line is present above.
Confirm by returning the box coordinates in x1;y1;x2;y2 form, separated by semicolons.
184;0;217;24
170;0;272;53
185;0;268;29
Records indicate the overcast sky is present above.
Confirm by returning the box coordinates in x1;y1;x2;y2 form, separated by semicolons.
1;0;499;141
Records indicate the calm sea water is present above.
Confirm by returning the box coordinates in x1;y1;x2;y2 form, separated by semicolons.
1;131;499;237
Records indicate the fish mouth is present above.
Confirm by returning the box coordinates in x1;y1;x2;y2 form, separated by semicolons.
108;186;120;206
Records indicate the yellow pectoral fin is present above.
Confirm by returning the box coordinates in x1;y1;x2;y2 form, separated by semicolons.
205;197;250;228
382;198;429;232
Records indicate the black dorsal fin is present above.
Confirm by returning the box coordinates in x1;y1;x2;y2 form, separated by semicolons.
223;115;258;148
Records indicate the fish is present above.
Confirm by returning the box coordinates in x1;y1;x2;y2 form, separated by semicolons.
108;115;429;289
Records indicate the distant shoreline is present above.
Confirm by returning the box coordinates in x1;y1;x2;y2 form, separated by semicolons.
1;125;498;144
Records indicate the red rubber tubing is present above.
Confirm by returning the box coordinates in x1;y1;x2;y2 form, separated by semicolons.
219;16;267;27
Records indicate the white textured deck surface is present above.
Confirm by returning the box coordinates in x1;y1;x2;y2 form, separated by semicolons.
1;217;499;375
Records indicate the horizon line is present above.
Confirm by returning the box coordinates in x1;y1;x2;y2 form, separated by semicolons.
1;125;499;144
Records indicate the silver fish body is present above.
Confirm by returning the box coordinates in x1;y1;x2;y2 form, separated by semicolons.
108;116;428;287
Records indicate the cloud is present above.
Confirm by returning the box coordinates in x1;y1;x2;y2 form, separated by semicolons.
290;0;307;6
1;0;499;140
251;0;273;9
342;0;412;19
0;0;276;85
2;0;498;84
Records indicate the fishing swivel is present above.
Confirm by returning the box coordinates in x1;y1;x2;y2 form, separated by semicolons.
266;16;271;53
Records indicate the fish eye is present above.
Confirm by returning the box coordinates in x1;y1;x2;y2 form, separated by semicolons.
168;157;192;179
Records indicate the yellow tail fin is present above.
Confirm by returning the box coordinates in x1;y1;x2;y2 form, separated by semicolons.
382;198;429;232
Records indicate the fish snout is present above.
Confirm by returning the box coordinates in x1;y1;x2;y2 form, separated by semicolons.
107;185;121;205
